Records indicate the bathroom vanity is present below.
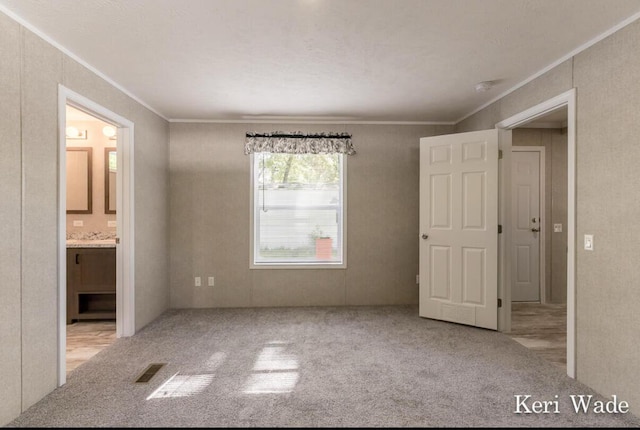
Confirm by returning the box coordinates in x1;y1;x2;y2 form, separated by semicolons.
66;240;116;324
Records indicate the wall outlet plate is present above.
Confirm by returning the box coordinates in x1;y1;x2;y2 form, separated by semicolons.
108;220;117;227
208;276;215;287
584;234;594;251
73;220;83;227
195;276;201;287
554;223;562;233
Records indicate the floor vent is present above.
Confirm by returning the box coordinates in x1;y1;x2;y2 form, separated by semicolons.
135;363;166;383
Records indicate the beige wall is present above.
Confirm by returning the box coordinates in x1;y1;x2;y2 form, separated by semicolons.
0;12;23;427
458;20;640;415
0;11;170;426
169;123;453;308
66;119;117;234
512;128;568;303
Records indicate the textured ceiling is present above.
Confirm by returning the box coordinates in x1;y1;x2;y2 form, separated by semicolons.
2;0;640;122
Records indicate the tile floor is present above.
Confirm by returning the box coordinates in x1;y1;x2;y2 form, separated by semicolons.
66;320;117;374
507;302;567;370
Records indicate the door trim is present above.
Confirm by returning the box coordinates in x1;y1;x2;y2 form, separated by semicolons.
496;88;576;379
512;146;546;304
57;85;136;386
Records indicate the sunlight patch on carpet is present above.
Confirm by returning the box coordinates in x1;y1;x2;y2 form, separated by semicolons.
244;341;299;394
146;372;215;400
243;372;300;394
252;342;298;371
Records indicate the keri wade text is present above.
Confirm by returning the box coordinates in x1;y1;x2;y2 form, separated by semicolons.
514;394;630;414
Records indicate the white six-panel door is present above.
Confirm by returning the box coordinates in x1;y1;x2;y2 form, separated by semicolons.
419;130;499;330
511;150;541;302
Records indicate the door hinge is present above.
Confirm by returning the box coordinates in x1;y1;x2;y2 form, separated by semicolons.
498;150;503;159
498;224;502;234
498;298;502;308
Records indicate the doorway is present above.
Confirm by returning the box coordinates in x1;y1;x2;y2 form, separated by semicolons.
496;89;576;378
58;85;136;385
507;112;568;371
64;104;118;373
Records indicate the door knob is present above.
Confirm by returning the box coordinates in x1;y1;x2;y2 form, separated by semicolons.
421;234;429;240
531;228;540;232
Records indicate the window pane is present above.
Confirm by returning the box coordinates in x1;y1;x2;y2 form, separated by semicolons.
254;153;343;264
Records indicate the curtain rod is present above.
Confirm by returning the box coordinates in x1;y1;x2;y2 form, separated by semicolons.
246;133;351;139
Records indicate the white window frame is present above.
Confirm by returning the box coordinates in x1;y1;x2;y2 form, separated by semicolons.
250;153;347;269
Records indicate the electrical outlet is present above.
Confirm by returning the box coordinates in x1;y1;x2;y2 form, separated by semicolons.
208;276;215;287
108;220;117;227
554;223;562;233
195;276;201;287
73;220;83;227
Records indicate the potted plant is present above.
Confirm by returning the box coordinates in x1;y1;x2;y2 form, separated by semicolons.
310;225;333;260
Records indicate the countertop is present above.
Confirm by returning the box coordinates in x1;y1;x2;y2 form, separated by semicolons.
66;239;116;248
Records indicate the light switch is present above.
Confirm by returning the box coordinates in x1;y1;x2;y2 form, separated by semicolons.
73;220;83;227
195;276;201;287
208;276;215;287
554;223;563;233
584;234;594;251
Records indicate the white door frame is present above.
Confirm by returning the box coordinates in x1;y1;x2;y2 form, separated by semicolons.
495;88;576;378
511;146;546;304
57;85;136;386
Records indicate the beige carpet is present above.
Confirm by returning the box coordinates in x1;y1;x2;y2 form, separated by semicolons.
10;305;640;427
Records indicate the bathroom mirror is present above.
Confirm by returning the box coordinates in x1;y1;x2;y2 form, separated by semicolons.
105;148;117;214
66;147;93;214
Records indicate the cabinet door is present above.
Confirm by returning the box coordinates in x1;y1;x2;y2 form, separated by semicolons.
74;248;116;292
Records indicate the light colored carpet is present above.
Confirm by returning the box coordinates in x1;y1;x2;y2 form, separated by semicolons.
9;305;640;427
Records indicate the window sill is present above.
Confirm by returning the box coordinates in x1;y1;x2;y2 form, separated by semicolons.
250;262;346;270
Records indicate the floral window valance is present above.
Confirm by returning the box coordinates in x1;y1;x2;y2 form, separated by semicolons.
244;131;355;155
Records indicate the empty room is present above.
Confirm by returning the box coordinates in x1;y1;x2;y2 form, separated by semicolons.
1;0;640;427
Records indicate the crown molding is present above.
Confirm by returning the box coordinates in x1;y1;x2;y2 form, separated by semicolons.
169;118;455;125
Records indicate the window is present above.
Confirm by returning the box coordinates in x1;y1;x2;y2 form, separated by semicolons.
251;152;345;267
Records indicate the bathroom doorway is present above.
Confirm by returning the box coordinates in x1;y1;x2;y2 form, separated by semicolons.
58;86;135;385
64;105;118;374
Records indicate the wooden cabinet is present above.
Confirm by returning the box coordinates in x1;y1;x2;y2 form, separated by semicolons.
67;247;116;323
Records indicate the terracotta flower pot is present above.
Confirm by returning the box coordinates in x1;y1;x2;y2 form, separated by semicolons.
315;237;333;260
